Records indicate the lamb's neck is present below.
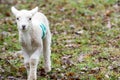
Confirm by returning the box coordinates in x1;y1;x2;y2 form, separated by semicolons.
20;30;32;49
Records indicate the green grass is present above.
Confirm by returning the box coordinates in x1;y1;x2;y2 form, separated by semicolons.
0;0;120;79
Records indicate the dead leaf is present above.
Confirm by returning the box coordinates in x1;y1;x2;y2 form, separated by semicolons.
81;67;88;73
65;72;75;77
18;66;26;73
75;30;84;35
105;10;113;17
105;74;109;78
38;68;46;77
106;18;111;28
78;54;85;62
69;24;75;29
89;67;100;74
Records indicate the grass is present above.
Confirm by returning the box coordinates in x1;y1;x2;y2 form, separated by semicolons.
0;0;120;80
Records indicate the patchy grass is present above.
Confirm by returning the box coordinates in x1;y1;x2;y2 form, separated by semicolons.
0;0;120;80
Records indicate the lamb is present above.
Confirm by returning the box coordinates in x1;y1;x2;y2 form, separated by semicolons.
11;6;51;80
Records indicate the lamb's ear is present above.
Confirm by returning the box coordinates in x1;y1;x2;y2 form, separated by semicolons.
11;6;19;16
30;7;38;15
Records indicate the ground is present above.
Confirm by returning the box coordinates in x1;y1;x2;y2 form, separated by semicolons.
0;0;120;80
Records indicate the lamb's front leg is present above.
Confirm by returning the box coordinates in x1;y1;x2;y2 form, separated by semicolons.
28;49;41;80
23;51;30;76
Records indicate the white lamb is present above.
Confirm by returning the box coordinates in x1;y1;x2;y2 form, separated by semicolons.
11;6;51;80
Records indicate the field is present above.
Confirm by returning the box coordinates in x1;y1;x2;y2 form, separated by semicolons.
0;0;120;80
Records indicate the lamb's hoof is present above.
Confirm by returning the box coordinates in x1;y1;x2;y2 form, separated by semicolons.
45;66;51;72
28;78;36;80
28;75;36;80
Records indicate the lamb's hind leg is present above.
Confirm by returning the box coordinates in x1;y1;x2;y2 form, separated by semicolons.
43;33;51;72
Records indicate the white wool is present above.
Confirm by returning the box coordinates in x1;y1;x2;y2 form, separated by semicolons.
11;6;51;80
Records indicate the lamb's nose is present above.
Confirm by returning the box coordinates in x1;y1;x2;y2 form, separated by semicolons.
22;25;26;30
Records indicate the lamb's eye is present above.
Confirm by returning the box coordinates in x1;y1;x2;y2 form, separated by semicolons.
16;18;19;20
29;18;31;20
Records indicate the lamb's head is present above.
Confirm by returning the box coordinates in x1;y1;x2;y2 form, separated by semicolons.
11;7;38;32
